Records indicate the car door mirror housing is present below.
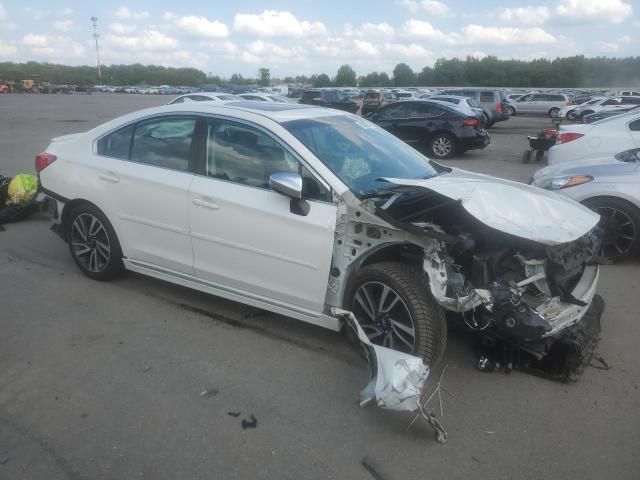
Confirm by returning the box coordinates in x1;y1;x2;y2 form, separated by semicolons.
270;172;303;199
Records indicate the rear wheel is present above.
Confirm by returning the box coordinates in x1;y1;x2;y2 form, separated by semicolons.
429;133;456;159
508;106;516;116
345;262;447;367
583;197;640;262
66;204;124;280
549;107;560;118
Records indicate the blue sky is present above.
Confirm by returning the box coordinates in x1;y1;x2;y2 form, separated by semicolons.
0;0;637;77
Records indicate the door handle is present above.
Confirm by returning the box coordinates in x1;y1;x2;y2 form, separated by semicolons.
192;198;220;210
98;172;120;183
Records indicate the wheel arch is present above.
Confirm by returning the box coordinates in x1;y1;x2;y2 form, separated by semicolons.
60;199;115;242
581;194;640;214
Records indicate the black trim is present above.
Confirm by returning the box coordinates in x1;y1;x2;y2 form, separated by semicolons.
40;187;69;204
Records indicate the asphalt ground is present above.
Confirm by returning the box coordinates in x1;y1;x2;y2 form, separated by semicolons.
1;94;639;480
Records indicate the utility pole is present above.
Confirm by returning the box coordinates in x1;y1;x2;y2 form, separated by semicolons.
91;17;102;86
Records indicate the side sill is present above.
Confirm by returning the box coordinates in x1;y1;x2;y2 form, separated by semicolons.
123;258;341;332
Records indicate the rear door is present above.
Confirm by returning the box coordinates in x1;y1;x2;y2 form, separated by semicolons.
94;115;200;273
188;117;337;313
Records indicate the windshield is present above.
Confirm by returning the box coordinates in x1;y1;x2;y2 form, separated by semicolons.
283;115;441;197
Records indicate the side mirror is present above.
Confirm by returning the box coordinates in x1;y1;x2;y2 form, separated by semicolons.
270;172;310;216
270;172;303;199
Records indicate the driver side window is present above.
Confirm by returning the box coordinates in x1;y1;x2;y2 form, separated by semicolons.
205;119;332;202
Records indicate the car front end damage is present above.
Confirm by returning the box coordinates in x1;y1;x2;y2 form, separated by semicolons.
329;169;605;383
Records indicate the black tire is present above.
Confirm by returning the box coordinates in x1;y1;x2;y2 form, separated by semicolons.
582;197;640;262
535;150;545;162
345;262;447;367
579;110;594;123
508;106;516;116
548;107;560;118
429;133;457;159
65;203;124;280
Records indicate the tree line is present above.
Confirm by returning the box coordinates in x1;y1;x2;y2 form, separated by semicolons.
1;55;639;88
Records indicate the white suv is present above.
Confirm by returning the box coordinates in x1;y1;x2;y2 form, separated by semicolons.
37;102;603;373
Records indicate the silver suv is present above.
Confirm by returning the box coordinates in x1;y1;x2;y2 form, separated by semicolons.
440;88;510;127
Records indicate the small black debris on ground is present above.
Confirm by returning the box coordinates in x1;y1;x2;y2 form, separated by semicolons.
241;414;257;429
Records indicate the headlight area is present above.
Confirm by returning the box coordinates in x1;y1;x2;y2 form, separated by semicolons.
539;175;593;190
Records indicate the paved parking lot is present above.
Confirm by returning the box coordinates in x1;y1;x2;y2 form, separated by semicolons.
1;94;639;480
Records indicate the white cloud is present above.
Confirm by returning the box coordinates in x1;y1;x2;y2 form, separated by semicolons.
617;35;632;44
106;30;179;51
421;0;454;18
59;7;73;16
383;42;430;58
109;23;136;35
234;10;326;37
402;19;445;39
353;39;377;56
499;6;550;26
398;0;419;13
352;22;395;38
53;20;73;32
22;34;85;58
164;13;229;38
556;0;632;24
0;2;7;22
597;41;619;53
115;7;149;20
462;25;556;46
0;40;16;57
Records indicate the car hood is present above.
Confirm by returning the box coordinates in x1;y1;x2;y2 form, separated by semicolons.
382;168;600;245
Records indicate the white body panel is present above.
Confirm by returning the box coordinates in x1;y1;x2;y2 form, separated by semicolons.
548;111;640;165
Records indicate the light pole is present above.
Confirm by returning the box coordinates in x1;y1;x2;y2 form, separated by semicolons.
91;17;102;86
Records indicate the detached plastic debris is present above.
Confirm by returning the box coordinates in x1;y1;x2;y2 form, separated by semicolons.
335;309;447;442
0;174;39;224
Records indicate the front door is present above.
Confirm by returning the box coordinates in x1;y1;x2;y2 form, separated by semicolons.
189;117;337;313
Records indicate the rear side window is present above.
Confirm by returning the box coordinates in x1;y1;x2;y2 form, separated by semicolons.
629;119;640;132
480;91;495;102
602;99;620;106
97;124;134;159
130;117;196;172
622;97;640;105
378;103;412;119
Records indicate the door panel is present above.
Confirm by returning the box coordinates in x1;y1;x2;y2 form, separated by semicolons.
189;118;337;313
93;115;198;274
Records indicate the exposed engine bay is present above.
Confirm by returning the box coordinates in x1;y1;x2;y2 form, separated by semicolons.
328;172;605;382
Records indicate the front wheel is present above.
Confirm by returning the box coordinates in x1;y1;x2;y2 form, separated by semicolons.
66;204;124;280
429;133;456;159
583;197;640;262
345;262;447;367
549;107;560;118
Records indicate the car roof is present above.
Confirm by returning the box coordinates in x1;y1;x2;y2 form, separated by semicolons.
104;101;348;127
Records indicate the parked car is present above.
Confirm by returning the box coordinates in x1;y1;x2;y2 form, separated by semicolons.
395;90;417;101
429;95;489;124
508;93;571;117
36;101;603;375
584;105;640;123
558;97;612;120
572;96;640;122
547;110;640;165
238;93;297;103
531;149;640;261
617;90;640;97
299;89;359;114
168;92;240;104
440;88;510;126
361;90;396;116
366;100;489;159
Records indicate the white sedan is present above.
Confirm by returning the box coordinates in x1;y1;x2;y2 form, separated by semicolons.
168;92;240;104
548;110;640;165
37;101;603;375
238;93;297;103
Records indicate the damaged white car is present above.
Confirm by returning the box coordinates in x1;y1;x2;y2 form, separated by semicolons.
37;101;605;382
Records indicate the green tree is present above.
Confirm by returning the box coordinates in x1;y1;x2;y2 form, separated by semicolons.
258;67;271;86
392;63;416;86
313;73;332;87
334;64;357;86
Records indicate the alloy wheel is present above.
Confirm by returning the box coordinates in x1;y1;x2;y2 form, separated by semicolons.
432;137;452;157
595;206;637;258
70;213;111;272
352;281;416;353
